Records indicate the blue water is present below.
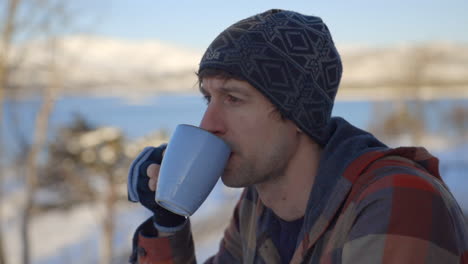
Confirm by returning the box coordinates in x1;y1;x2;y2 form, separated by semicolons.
2;95;467;159
3;95;206;157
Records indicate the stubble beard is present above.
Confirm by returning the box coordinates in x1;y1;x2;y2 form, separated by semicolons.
221;146;289;188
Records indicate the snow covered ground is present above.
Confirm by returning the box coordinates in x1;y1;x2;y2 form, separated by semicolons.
436;144;468;213
0;177;240;264
1;146;467;264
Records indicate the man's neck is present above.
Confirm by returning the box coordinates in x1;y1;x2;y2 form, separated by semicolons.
255;135;321;221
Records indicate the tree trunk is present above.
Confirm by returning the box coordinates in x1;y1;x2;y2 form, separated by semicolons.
0;234;5;264
21;45;59;264
101;171;117;264
0;65;8;264
1;1;21;263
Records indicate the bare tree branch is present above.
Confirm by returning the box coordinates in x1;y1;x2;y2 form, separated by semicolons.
22;33;62;264
0;1;21;263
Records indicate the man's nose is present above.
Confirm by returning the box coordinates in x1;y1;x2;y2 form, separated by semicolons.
199;103;226;136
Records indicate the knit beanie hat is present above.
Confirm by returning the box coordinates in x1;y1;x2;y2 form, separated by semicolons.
198;9;343;146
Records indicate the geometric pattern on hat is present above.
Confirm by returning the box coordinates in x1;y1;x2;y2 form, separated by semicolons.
199;9;343;145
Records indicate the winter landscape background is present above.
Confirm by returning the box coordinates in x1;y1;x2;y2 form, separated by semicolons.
1;1;467;264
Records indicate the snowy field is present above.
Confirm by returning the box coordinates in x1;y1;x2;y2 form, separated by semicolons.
1;176;241;264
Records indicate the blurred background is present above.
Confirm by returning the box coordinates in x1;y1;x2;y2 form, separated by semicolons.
0;0;467;263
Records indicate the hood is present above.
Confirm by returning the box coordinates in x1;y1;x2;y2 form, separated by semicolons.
295;117;442;256
303;117;388;227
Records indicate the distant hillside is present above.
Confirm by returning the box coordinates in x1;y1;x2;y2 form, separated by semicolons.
9;36;202;97
339;42;468;86
7;36;468;99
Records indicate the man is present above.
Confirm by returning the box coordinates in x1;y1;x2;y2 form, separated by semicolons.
128;9;468;264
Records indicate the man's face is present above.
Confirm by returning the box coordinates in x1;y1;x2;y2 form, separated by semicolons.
199;77;299;187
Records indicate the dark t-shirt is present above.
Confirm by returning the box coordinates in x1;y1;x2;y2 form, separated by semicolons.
271;215;304;264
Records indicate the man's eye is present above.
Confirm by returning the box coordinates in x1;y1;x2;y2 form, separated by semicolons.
203;95;211;104
226;95;241;104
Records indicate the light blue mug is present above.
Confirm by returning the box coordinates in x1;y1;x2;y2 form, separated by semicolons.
156;124;231;216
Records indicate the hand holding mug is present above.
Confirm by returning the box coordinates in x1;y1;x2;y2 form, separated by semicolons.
128;124;231;230
127;145;186;233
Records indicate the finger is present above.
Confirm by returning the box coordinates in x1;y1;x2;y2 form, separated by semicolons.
148;177;157;191
147;164;160;191
147;163;160;178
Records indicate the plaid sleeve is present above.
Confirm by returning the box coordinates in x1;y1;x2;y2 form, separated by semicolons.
341;161;468;263
135;218;196;264
135;190;247;264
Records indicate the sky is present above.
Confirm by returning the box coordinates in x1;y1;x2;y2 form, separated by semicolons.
78;0;468;51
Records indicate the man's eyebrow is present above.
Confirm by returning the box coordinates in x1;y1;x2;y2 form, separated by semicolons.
199;84;251;96
219;85;250;96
